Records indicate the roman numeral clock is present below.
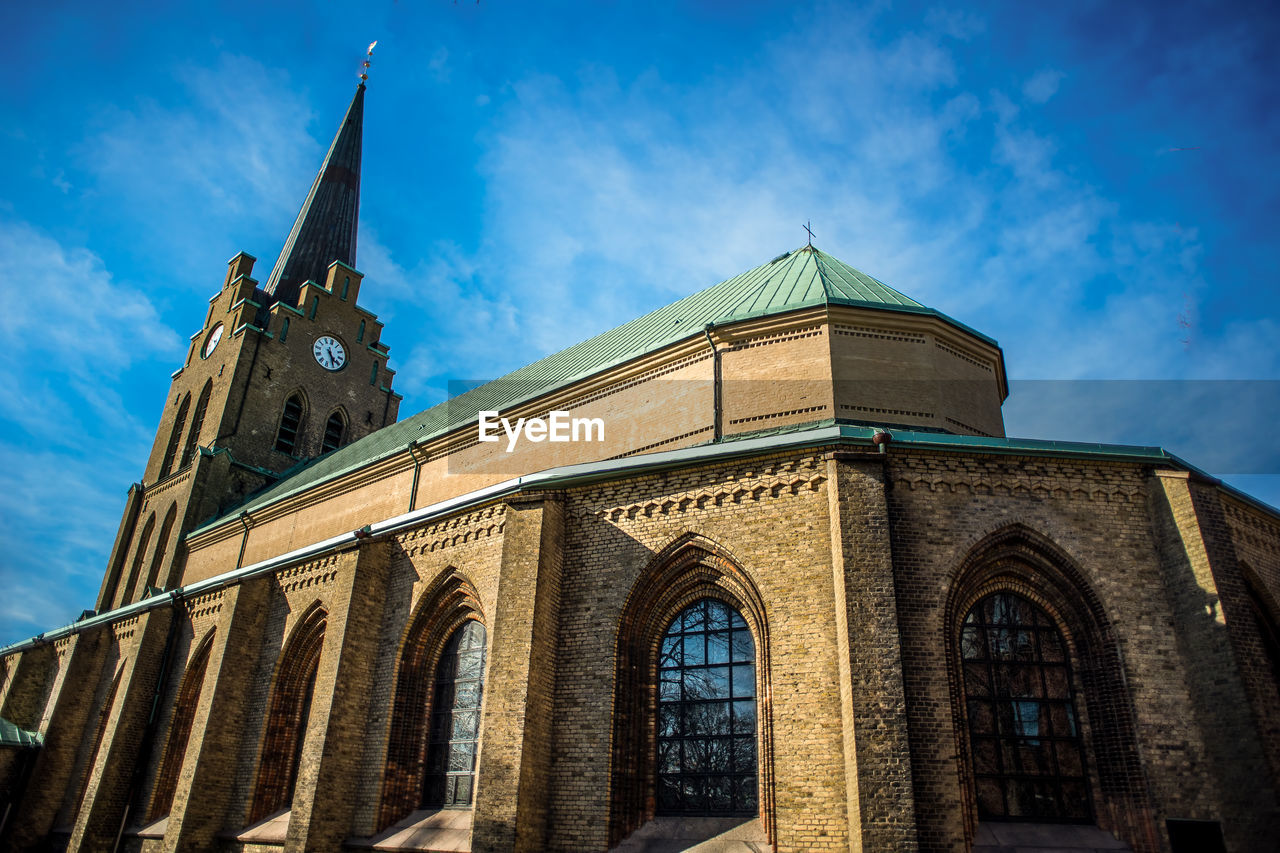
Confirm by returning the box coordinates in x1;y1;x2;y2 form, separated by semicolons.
313;335;347;371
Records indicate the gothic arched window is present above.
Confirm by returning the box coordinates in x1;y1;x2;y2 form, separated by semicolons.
274;394;305;455
159;393;190;478
149;632;213;819
656;598;757;816
423;621;487;809
180;381;212;469
144;505;178;593
960;591;1090;822
321;410;346;454
250;605;325;822
1245;578;1280;699
121;513;156;607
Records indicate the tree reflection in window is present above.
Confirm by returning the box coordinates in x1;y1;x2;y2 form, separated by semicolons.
423;621;486;809
961;591;1091;822
656;598;757;816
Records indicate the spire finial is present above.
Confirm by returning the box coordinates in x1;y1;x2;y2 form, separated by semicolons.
803;220;816;247
360;40;377;84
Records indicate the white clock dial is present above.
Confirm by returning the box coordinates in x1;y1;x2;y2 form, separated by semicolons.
313;335;347;371
202;323;224;358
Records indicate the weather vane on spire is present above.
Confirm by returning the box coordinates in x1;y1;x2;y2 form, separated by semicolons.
360;40;378;84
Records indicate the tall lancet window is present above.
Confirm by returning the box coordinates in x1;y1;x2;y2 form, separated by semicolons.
274;394;305;455
159;393;190;478
180;381;212;468
656;598;757;815
423;621;487;808
321;410;346;454
961;591;1091;821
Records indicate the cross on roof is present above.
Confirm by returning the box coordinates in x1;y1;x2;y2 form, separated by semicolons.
803;220;816;246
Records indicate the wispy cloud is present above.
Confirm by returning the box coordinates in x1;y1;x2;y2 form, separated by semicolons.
77;53;320;278
0;220;176;641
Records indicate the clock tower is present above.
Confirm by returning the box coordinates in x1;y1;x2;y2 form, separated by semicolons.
95;81;400;612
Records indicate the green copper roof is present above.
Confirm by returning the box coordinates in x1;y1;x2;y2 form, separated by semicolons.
198;245;992;527
0;716;42;748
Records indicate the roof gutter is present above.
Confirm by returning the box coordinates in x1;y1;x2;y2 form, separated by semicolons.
5;421;1274;657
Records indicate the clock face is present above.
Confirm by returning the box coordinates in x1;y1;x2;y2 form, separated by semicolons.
313;335;347;371
202;323;224;359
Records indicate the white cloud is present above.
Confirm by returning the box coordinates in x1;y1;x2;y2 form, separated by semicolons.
1023;69;1066;104
452;2;1275;401
0;220;180;383
0;221;175;644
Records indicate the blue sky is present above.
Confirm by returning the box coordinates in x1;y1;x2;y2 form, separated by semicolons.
1;0;1277;645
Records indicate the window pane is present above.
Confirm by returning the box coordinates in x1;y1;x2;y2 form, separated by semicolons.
661;635;682;668
962;626;986;660
707;632;730;664
732;700;756;735
731;664;754;698
685;635;706;667
705;667;731;700
734;776;757;811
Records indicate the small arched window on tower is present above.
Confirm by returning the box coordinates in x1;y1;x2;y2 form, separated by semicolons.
321;410;346;454
144;505;178;593
121;513;156;607
274;394;305;455
180;381;212;469
159;393;190;478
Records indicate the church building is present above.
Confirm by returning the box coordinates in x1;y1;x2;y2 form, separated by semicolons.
1;75;1279;853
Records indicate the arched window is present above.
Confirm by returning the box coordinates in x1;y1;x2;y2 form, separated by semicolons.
159;394;190;478
77;667;123;810
656;598;756;815
250;605;325;822
960;591;1090;822
274;393;305;455
121;513;156;607
180;381;212;469
149;632;213;819
144;505;178;593
423;621;487;808
1245;578;1280;699
378;572;486;829
321;410;346;454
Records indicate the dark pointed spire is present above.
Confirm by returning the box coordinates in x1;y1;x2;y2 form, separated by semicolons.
264;83;365;308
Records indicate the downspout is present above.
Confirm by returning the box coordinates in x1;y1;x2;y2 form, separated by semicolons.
703;323;722;443
236;511;253;570
112;589;185;853
407;440;429;512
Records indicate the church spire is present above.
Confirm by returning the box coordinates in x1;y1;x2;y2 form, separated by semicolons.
263;82;365;308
